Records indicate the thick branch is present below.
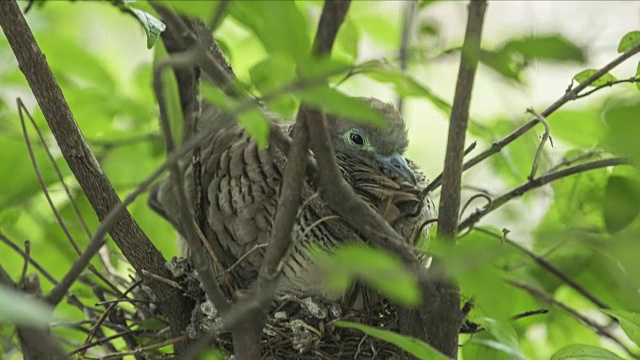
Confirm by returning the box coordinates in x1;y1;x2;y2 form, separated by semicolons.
0;0;193;350
437;0;487;240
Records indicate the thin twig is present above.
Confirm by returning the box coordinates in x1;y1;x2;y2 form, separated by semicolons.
425;42;640;194
526;108;551;181
544;149;603;174
154;50;231;314
458;157;631;230
475;227;611;311
574;77;640;100
0;232;58;285
459;193;492;221
19;241;31;285
397;0;417;114
99;335;188;360
507;279;639;360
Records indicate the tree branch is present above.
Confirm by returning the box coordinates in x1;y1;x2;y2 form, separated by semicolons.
0;0;194;351
425;42;640;194
458;157;631;230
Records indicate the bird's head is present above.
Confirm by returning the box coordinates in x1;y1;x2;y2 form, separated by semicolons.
327;97;416;185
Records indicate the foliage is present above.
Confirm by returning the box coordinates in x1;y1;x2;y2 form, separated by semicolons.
1;1;640;359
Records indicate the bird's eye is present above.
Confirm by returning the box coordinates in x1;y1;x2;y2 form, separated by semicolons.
349;131;365;146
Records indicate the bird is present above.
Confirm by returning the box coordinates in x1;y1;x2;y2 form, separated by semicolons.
149;97;434;300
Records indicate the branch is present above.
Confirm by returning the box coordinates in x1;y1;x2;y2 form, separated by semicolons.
425;42;640;194
0;0;194;349
475;227;611;311
397;0;418;114
458;157;631;230
425;1;487;356
507;279;639;360
574;76;640;100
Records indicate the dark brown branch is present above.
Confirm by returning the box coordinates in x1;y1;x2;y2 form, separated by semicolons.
507;279;639;359
458;157;631;230
437;0;487;241
425;42;640;193
0;0;193;351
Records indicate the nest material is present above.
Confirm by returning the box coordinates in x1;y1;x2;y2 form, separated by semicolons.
169;258;407;359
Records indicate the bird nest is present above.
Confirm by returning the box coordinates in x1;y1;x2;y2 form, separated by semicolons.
167;257;407;359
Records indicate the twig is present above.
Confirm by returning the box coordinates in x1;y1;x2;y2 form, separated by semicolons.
18;100;121;301
0;232;58;285
459;193;492;221
76;280;143;358
397;0;418;114
458;157;631;230
20;241;31;285
154;51;231;314
99;335;188;360
511;309;549;321
425;42;640;194
544;149;603;174
507;279;639;359
526;108;551;181
475;227;611;311
141;270;184;292
208;0;228;31
574;77;640;100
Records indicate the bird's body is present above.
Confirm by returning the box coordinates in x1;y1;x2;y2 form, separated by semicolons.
151;98;434;300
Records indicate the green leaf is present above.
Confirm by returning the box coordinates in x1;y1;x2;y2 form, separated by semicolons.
335;321;449;360
602;175;640;234
130;8;166;49
237;108;270;149
249;54;298;118
479;49;522;82
573;70;617;87
298;87;386;126
617;31;640;53
603;309;640;346
551;344;624;360
548;108;604;147
358;60;452;115
334;17;360;62
0;285;53;326
603;100;640;166
636;61;640;91
164;1;220;23
502;35;586;63
314;244;420;306
154;43;184;143
229;1;310;61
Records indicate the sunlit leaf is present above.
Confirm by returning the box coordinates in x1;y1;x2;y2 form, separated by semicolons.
602;310;640;346
249;54;298;118
237;108;270;149
502;35;586;63
130;8;166;49
573;70;617;87
464;317;525;360
603;100;640;166
479;49;522;82
636;61;640;91
334;17;360;62
548;108;604;147
298;87;386;126
335;321;448;360
551;344;624;360
164;1;219;22
0;285;53;326
602;175;640;234
617;31;640;53
229;1;310;60
314;244;420;306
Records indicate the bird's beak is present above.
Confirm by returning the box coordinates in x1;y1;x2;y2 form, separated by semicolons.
376;153;417;185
